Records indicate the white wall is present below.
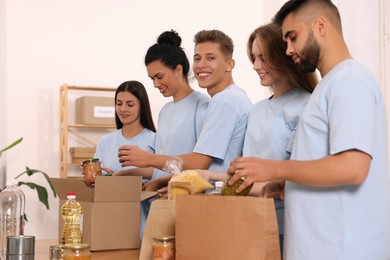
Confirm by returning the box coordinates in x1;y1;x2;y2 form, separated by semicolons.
0;0;383;239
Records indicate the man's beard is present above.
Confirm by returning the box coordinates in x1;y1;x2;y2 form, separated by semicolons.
296;31;320;73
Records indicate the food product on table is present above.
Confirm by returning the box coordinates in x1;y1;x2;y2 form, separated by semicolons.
152;236;175;260
221;175;253;196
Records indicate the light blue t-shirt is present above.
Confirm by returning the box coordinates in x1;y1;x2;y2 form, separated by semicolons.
194;84;252;172
152;91;210;179
286;59;390;259
243;87;311;236
94;128;155;173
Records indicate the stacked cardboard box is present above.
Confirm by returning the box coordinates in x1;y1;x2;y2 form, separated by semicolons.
75;96;115;125
69;147;96;164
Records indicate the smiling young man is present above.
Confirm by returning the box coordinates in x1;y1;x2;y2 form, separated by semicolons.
228;0;390;259
118;30;252;191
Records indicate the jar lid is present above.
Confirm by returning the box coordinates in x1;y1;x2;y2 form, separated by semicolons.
152;236;175;242
63;244;90;250
82;158;100;165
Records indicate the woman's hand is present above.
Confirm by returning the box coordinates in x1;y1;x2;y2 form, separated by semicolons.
143;178;166;191
156;186;168;199
118;145;151;167
259;181;285;200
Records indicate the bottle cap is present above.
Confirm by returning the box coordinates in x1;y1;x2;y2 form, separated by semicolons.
6;179;18;186
66;192;76;199
215;181;224;188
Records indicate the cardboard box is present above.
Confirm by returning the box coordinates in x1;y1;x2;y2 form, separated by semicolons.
51;176;157;251
75;96;115;125
69;147;96;164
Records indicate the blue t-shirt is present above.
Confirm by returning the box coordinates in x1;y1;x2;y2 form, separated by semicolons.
152;91;210;179
243;86;311;235
194;84;252;172
286;59;390;259
94;128;155;173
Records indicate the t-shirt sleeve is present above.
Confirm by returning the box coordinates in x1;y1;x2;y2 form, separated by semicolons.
328;77;376;157
194;99;239;160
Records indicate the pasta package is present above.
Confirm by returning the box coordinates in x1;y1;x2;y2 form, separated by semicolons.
170;170;213;194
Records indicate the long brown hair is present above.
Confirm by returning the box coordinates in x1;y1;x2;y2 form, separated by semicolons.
247;23;318;93
114;81;156;132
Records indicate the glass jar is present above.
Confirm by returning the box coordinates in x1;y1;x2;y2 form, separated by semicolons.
152;236;175;260
62;244;91;260
82;158;102;186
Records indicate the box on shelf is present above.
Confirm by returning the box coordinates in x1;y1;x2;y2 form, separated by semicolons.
75;96;115;125
51;176;157;251
69;147;96;164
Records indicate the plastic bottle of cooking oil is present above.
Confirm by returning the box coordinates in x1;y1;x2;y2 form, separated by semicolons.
60;192;82;245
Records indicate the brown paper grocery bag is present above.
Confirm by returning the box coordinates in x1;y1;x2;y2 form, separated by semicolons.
139;199;176;260
176;195;280;260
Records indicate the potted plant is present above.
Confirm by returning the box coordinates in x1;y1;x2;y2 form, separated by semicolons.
0;137;57;221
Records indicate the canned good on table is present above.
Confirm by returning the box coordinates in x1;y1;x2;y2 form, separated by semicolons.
152;236;175;260
63;244;90;260
6;235;35;260
49;244;63;260
82;158;102;186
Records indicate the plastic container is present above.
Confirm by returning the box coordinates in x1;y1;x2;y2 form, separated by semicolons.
0;179;25;259
63;244;90;260
60;192;83;245
211;181;224;195
16;187;26;236
152;236;175;260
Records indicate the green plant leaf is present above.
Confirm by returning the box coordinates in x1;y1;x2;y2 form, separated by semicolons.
17;181;50;209
0;137;23;157
15;167;57;198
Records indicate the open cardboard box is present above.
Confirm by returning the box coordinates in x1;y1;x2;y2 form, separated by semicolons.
51;176;157;251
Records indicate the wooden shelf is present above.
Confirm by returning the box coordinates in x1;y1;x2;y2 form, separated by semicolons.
60;84;116;178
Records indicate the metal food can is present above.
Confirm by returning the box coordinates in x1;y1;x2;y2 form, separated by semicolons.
152;236;175;260
49;244;63;260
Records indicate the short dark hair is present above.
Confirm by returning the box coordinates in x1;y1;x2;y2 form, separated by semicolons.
273;0;341;30
194;30;234;59
114;80;156;132
144;30;190;82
